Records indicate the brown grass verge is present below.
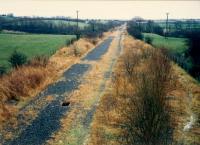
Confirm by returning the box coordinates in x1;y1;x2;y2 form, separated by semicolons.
88;34;200;145
0;62;54;127
0;32;111;130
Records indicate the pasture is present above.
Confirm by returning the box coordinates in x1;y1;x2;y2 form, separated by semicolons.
0;33;75;69
143;33;188;54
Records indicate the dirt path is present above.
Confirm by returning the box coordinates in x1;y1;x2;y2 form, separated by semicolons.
1;27;125;145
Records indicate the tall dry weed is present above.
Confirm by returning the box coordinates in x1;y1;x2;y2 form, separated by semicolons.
113;48;174;145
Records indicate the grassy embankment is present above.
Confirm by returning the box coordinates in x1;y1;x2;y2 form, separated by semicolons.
0;31;108;131
0;33;75;70
88;35;200;145
143;33;193;71
143;33;188;54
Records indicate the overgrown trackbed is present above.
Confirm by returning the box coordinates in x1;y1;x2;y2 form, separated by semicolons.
2;28;124;145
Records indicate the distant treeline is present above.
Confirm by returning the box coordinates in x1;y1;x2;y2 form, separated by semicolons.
127;17;200;38
127;18;200;81
127;19;164;40
0;15;122;37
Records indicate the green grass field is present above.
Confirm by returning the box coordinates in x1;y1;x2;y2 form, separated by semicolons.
0;33;75;69
143;33;194;71
143;33;188;54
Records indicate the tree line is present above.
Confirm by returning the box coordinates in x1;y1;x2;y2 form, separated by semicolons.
127;18;200;81
0;15;122;37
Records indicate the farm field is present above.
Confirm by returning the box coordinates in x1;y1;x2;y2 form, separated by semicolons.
0;33;75;69
143;33;188;54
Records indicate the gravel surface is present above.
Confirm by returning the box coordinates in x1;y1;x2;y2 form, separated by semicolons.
82;37;113;61
4;63;90;145
75;32;124;145
2;37;114;145
83;34;122;129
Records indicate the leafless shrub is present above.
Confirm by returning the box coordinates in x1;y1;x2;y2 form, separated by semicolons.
122;51;141;78
72;45;81;57
114;49;174;145
89;38;99;45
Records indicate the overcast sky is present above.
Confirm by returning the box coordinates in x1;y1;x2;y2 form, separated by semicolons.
0;0;200;20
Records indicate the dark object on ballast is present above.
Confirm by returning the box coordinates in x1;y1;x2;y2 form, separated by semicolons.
62;101;70;106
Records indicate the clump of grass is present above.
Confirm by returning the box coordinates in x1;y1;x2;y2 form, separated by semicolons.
71;38;95;57
88;38;99;45
0;55;54;124
73;45;81;57
144;36;153;44
27;55;49;67
0;65;47;101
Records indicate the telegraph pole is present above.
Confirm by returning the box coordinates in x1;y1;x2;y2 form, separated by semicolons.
165;12;169;38
76;10;79;39
76;10;79;30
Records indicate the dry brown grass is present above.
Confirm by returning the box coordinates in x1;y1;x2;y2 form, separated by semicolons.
1;66;49;99
111;47;174;145
89;34;200;145
27;55;49;67
171;66;200;145
0;62;54;127
0;33;111;130
46;30;120;145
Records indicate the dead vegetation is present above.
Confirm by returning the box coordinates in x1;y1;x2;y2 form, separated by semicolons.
112;47;174;145
89;35;200;145
0;34;108;129
89;36;174;145
27;55;49;67
46;30;121;145
0;58;53;126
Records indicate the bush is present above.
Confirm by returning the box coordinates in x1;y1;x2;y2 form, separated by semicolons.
0;66;6;76
153;25;164;36
9;51;27;68
66;38;77;46
127;21;143;40
127;26;143;40
162;48;193;72
76;33;81;40
73;46;81;57
114;48;174;145
144;36;153;44
186;31;200;80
